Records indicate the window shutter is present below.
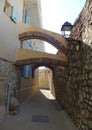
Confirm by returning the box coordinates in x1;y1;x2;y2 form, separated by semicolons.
11;6;18;23
22;65;32;77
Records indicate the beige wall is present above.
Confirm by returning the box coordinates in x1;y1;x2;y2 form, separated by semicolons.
0;0;24;61
38;69;53;90
24;0;41;27
38;69;49;89
17;75;39;103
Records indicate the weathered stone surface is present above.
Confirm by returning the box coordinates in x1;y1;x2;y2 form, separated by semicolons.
0;105;6;119
54;1;92;129
0;59;18;118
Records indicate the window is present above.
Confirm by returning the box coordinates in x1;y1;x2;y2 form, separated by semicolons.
4;0;12;18
29;40;32;47
25;10;29;24
4;1;18;23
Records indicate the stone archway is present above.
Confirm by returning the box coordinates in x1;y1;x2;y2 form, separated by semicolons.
18;24;68;55
17;57;67;66
17;24;68;100
16;48;68;66
33;64;55;94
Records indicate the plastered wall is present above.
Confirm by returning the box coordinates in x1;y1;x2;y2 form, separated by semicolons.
0;0;23;62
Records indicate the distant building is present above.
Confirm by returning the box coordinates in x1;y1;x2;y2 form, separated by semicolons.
22;0;45;52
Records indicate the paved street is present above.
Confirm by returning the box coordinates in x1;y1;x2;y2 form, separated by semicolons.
0;90;78;130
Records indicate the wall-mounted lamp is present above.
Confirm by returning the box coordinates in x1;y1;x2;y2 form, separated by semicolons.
61;21;73;37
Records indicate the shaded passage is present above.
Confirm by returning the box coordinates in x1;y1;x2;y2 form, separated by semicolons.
0;90;78;130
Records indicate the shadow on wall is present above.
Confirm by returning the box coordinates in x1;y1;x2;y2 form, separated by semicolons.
16;70;39;103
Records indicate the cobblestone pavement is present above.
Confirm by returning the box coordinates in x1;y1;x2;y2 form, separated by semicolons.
0;90;78;130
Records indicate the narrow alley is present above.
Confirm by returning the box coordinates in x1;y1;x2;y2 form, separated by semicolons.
0;90;78;130
0;1;92;130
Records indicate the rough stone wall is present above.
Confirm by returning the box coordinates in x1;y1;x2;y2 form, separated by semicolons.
0;58;39;118
65;39;91;130
0;59;17;118
70;0;92;48
54;39;92;130
70;0;92;129
54;0;92;130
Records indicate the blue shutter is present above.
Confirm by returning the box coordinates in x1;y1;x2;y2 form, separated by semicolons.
29;40;32;46
22;65;32;77
12;7;18;23
25;10;29;24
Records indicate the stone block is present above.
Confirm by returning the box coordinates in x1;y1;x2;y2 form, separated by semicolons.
0;105;6;119
88;120;92;129
89;72;92;79
81;109;90;118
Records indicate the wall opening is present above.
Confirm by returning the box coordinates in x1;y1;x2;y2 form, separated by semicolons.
34;66;55;97
20;39;59;55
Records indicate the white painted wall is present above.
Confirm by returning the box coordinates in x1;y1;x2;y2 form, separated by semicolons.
0;0;24;62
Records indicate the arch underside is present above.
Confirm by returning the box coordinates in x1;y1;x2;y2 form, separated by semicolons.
16;48;67;66
16;57;67;67
33;64;54;71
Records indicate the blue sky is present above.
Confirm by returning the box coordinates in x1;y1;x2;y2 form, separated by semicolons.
40;0;86;53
